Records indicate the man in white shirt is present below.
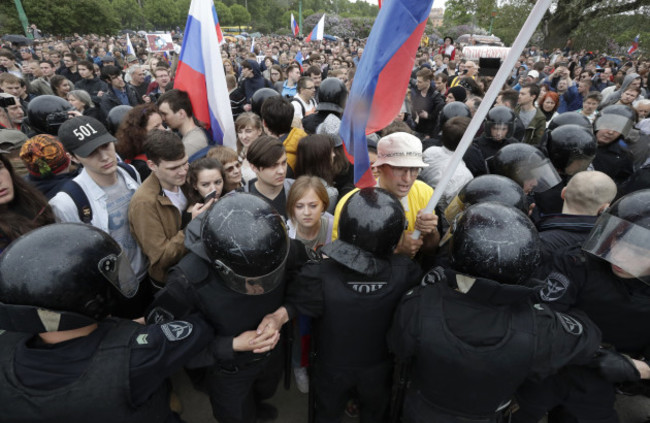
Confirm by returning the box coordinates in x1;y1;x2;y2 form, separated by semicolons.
292;76;317;121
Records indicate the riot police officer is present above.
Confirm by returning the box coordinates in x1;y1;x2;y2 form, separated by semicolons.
257;188;423;423
24;94;74;136
473;106;519;160
533;124;597;215
147;193;309;423
302;77;348;134
388;202;645;423
0;223;214;423
515;189;650;422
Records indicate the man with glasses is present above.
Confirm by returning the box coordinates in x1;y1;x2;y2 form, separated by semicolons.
333;132;440;257
291;76;317;120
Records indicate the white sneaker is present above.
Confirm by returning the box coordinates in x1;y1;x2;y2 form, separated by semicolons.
293;367;309;394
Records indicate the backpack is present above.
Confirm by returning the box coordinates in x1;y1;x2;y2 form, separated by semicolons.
60;162;138;224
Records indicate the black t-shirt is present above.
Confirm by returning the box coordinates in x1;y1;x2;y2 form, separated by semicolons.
249;179;288;219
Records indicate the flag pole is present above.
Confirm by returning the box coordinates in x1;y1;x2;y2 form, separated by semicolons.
411;0;553;240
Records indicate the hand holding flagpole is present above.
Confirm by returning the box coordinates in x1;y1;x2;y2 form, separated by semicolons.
411;0;553;240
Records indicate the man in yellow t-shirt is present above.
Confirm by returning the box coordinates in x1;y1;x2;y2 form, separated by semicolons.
333;132;440;257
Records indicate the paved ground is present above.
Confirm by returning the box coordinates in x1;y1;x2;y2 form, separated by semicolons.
176;368;650;423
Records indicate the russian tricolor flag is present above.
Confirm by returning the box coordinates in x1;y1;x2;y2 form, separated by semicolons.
339;0;434;187
126;34;135;56
305;14;325;42
174;0;236;148
628;34;639;55
291;13;300;37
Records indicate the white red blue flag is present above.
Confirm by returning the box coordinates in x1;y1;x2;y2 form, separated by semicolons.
174;0;236;148
126;34;135;56
291;13;300;37
628;34;639;55
305;14;325;42
339;0;434;187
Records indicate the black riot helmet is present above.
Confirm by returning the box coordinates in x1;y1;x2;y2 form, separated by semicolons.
547;124;597;176
444;175;527;225
594;104;636;138
449;202;541;285
26;95;74;135
0;224;139;333
547;112;592;132
321;188;405;275
316;77;348;114
106;105;133;135
251;88;281;116
583;189;650;284
201;193;289;295
439;101;471;129
487;143;561;193
484;106;516;140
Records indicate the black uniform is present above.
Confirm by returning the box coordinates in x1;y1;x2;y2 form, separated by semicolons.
286;255;422;423
473;134;518;161
0;316;213;423
536;214;598;260
592;140;634;186
515;248;650;422
148;217;308;423
388;270;602;423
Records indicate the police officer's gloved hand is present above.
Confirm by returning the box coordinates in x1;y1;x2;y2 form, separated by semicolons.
589;346;641;384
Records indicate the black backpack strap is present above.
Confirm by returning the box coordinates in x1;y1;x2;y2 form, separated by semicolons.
292;98;306;117
60;180;92;223
117;161;138;181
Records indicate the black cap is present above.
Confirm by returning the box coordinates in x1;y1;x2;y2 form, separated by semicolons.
58;116;116;158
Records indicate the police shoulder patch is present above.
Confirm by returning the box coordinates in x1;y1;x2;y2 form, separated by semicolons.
557;313;583;336
539;272;570;302
160;321;193;342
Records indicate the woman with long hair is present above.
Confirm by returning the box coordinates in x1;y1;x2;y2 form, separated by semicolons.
293;135;339;213
115;103;165;180
0;152;55;253
186;157;224;208
234;112;263;182
50;75;73;99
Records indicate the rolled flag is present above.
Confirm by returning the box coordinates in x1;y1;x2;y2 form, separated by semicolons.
126;33;135;56
628;34;639;55
174;0;236;148
213;5;225;44
291;13;300;37
339;0;433;188
250;36;255;53
305;14;325;42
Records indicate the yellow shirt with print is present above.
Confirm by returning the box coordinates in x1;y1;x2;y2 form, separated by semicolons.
331;180;434;241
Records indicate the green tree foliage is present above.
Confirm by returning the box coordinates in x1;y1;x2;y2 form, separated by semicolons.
142;0;180;29
215;1;233;25
112;0;147;29
230;4;251;28
0;0;121;34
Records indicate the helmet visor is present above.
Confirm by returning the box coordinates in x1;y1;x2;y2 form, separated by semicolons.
214;248;289;295
516;159;561;193
583;213;650;284
444;195;466;225
98;251;139;298
595;114;633;138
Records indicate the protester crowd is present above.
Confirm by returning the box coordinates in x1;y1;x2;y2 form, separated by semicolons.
0;27;650;423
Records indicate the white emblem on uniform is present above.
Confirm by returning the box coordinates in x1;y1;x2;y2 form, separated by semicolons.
161;321;193;341
539;272;570;302
347;281;387;294
557;313;583;336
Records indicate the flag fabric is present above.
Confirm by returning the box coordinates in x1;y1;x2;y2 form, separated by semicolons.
174;0;236;148
126;34;135;56
213;6;225;44
339;0;434;188
294;51;303;66
378;0;382;8
250;37;255;53
305;14;325;42
291;13;300;37
628;34;640;55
